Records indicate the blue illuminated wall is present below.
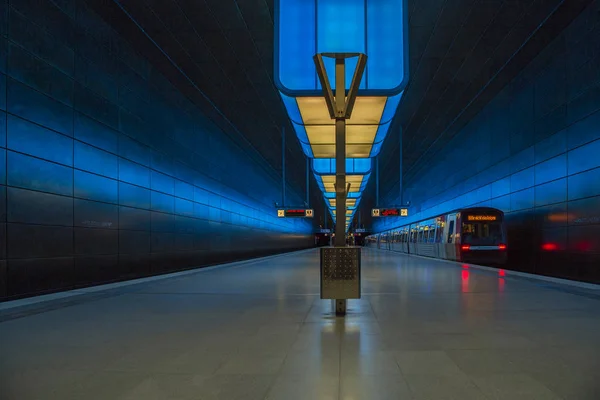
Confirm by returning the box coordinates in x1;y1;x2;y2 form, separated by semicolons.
375;1;600;283
0;0;313;299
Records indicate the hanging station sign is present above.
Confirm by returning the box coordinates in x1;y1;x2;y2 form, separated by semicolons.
372;208;408;217
278;209;314;218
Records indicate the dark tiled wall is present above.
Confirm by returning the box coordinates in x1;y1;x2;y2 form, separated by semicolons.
376;1;600;283
0;0;313;300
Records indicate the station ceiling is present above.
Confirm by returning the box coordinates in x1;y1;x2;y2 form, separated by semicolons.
90;0;591;220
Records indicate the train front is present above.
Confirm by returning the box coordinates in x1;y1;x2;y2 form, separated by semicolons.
458;208;508;265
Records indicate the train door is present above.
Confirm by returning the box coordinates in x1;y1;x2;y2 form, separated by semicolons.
435;216;446;258
445;214;457;260
430;223;439;258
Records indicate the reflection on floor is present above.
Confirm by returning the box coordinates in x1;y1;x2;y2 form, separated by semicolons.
1;248;600;399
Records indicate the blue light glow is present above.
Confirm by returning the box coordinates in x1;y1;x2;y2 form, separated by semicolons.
275;0;408;96
312;158;372;174
324;191;362;199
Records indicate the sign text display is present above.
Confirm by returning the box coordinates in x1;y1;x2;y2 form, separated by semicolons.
467;215;497;221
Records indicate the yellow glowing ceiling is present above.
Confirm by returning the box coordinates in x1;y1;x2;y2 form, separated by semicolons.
297;96;387;158
320;175;364;193
328;199;357;208
306;125;377;144
297;97;386;125
332;209;353;216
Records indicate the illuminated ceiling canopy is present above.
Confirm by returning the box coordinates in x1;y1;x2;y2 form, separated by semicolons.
275;0;408;231
276;0;408;96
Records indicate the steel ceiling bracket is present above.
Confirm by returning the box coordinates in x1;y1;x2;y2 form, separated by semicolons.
313;53;367;120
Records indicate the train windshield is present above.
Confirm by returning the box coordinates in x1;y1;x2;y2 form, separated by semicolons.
462;221;503;245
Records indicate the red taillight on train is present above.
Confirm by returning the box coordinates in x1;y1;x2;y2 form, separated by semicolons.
542;243;558;251
461;244;470;251
498;244;507;250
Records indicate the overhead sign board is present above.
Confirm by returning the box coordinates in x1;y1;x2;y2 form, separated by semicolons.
372;208;408;217
319;228;332;233
280;209;314;218
355;228;366;233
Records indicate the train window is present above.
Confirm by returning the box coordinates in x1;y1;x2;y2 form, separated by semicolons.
447;220;455;243
429;227;436;243
462;221;503;245
435;224;443;243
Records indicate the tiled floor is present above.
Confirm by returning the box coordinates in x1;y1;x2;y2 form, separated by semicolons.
1;249;600;399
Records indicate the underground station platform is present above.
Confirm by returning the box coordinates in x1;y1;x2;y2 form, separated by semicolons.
1;248;599;400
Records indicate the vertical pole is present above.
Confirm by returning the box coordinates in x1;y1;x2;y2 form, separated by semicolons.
375;156;379;207
306;158;310;206
324;198;328;229
399;126;403;205
333;58;348;315
282;127;286;207
334;58;346;248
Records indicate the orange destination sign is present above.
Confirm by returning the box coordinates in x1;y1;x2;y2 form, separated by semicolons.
467;215;497;221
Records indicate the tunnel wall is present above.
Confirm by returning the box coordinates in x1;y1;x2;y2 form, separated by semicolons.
375;1;600;283
0;0;313;300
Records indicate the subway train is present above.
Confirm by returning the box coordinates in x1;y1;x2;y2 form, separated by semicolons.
366;207;508;265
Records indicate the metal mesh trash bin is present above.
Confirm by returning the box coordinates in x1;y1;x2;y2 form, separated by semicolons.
320;247;361;300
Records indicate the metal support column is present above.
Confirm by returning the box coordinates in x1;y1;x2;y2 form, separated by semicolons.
376;156;379;207
334;126;346;247
281;127;286;208
315;52;366;317
306;157;310;206
334;57;346;248
399;126;403;205
333;58;347;314
324;198;328;230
